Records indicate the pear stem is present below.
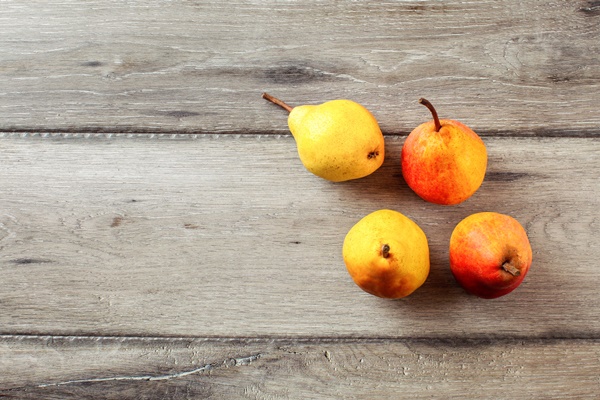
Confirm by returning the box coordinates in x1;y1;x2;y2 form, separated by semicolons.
381;244;390;259
262;92;293;113
419;98;442;132
501;262;521;277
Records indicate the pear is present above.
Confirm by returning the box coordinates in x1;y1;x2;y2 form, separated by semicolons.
262;93;385;182
449;212;533;299
401;98;487;205
343;209;430;299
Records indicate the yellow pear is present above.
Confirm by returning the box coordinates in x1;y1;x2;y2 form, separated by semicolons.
262;93;385;182
343;209;430;299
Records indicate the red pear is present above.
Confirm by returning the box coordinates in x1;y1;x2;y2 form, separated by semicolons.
449;212;533;299
401;98;487;205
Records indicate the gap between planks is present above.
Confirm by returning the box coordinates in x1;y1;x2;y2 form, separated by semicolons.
0;129;599;138
2;334;600;345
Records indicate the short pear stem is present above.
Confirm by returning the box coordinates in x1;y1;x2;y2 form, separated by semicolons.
262;92;293;113
419;98;442;132
381;244;390;259
501;262;521;277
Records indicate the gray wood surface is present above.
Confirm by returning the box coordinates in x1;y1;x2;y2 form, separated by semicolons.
1;0;599;398
2;336;599;398
0;135;598;339
0;0;599;135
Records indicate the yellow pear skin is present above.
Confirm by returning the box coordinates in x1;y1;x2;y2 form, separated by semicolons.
263;94;385;182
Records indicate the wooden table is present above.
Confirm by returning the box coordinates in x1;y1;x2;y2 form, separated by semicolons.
1;1;599;398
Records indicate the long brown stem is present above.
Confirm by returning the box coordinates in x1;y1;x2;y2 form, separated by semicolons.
262;92;293;113
419;98;441;132
501;262;521;276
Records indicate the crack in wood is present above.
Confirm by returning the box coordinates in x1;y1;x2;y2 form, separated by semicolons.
35;353;262;388
580;1;600;15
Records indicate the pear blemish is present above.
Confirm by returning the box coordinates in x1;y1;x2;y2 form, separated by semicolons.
368;150;379;159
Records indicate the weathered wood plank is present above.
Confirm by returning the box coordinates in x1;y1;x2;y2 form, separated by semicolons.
0;134;598;338
1;336;599;398
0;1;598;135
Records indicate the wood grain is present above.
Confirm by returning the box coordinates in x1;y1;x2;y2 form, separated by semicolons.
0;0;598;135
2;1;599;397
1;336;599;398
1;134;598;338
